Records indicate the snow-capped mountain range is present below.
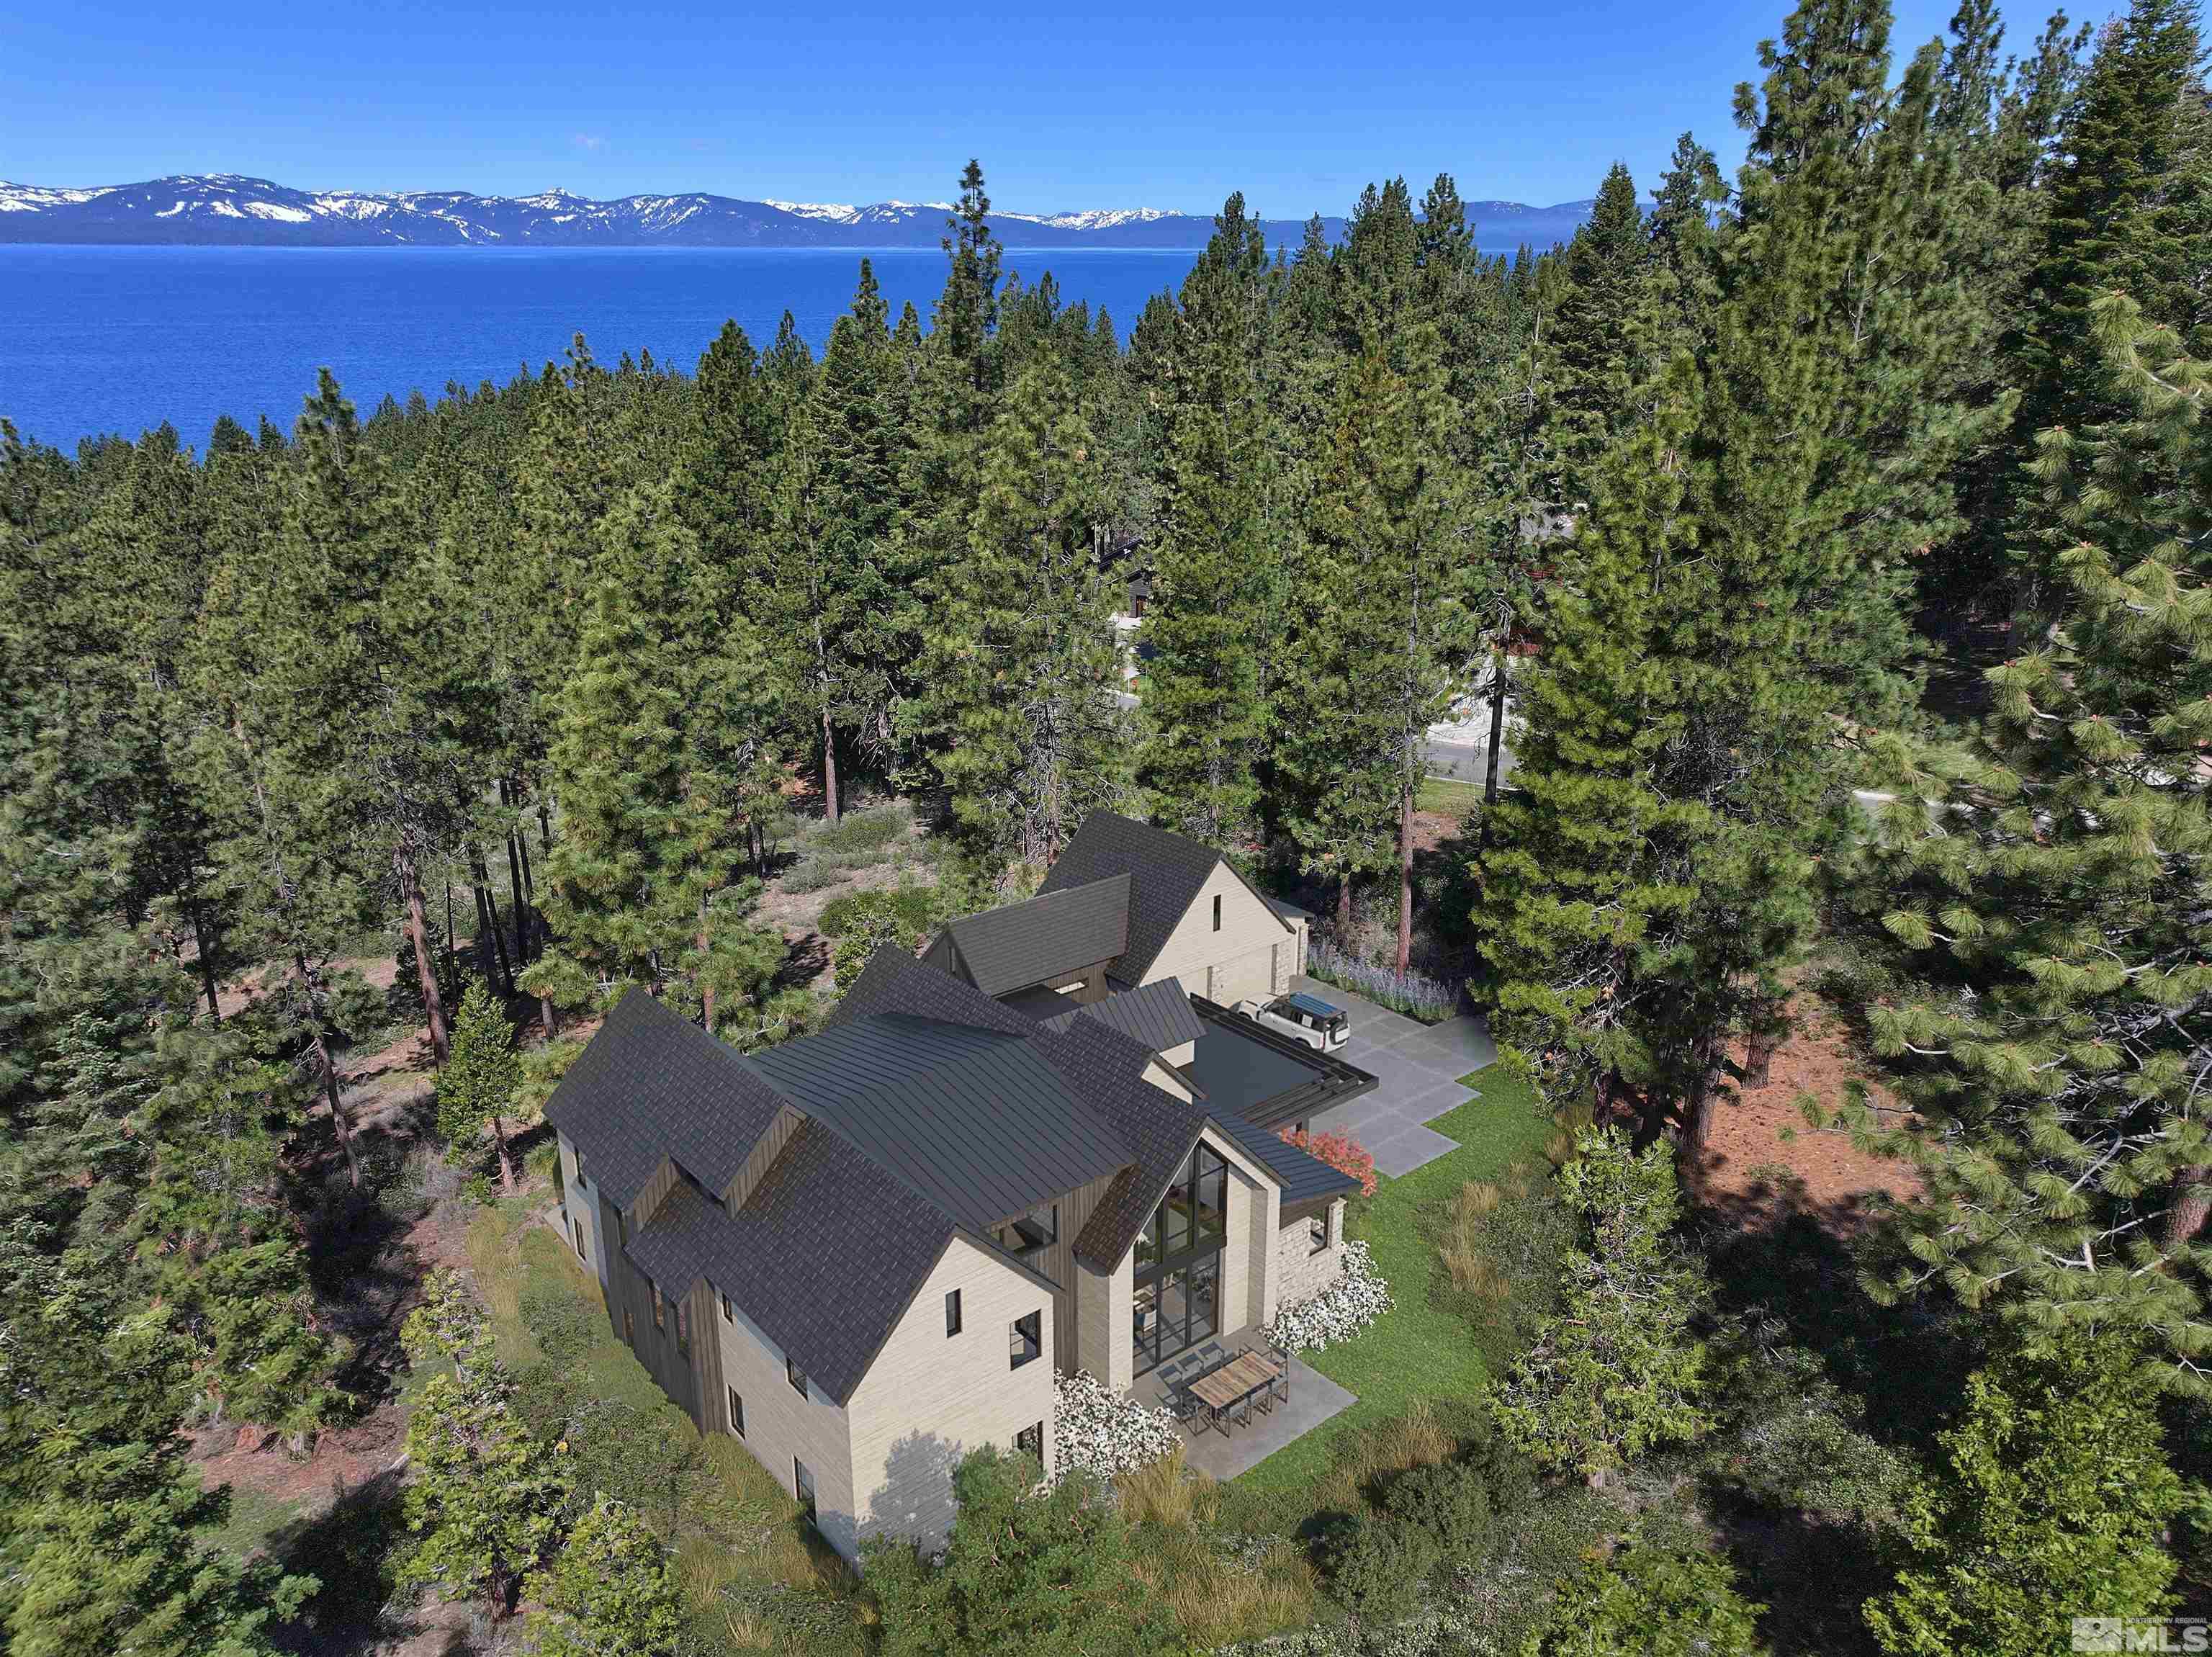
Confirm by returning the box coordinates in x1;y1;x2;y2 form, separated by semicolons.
0;174;1598;251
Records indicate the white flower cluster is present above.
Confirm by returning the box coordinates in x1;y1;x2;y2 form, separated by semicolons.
1263;1239;1393;1355
1051;1368;1182;1483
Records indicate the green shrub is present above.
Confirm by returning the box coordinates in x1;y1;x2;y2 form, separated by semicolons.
519;1284;601;1370
1520;1530;1765;1657
818;882;940;940
1382;1459;1496;1559
781;859;846;895
807;806;909;854
1322;1513;1439;1621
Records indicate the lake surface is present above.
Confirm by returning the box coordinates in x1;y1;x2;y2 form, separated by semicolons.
0;245;1210;452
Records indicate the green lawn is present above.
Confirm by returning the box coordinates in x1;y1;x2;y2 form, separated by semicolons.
1416;775;1484;817
1230;1065;1554;1502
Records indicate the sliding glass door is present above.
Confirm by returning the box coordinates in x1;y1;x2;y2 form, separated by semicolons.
1132;1141;1228;1375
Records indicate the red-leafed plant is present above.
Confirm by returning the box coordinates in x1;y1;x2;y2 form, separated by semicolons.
1277;1128;1378;1198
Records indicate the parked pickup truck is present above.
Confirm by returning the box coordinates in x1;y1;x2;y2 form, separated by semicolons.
1236;991;1350;1053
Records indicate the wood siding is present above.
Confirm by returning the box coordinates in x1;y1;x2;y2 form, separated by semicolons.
723;1103;802;1209
1024;1169;1120;1375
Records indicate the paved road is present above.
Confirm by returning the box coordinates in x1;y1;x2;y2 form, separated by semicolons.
1295;976;1496;1177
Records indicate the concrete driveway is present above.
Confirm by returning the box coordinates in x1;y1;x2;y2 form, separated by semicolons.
1295;974;1496;1177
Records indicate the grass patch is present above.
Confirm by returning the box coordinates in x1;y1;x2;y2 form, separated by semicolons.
1416;775;1483;817
1223;1067;1556;1516
202;1478;308;1566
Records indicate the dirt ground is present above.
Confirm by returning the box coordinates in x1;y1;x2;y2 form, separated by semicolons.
1691;1000;1922;1232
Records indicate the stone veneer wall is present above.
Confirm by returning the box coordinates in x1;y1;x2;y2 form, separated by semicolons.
1270;1196;1348;1314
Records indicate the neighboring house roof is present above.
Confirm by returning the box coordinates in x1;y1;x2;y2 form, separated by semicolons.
1210;1112;1361;1211
1038;977;1206;1054
623;1118;959;1405
928;874;1131;996
542;989;791;1205
1037;811;1290;984
747;1012;1132;1233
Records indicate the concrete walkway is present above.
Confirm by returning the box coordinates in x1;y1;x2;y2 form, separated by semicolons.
1296;975;1496;1177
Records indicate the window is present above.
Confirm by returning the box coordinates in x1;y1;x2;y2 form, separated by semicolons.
727;1387;745;1438
616;1210;628;1248
573;1148;588;1190
623;1308;636;1346
945;1289;963;1337
1132;593;1147;616
1015;1421;1045;1468
1133;1141;1231;1376
794;1458;817;1526
1212;894;1223;932
1308;1213;1330;1255
1010;1309;1042;1369
720;1292;734;1324
787;1356;809;1398
651;1283;665;1332
993;1201;1058;1259
675;1299;691;1357
572;1215;586;1261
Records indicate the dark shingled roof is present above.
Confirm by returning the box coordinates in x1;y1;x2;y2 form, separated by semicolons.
929;874;1131;997
1040;978;1206;1055
624;1119;958;1404
832;943;1038;1037
1036;812;1289;985
541;989;791;1205
748;1013;1131;1232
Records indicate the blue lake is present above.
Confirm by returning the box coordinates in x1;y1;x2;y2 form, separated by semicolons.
0;244;1211;452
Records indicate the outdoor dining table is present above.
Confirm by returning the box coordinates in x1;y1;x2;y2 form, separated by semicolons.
1186;1350;1288;1437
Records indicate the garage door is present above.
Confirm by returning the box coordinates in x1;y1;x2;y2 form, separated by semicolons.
1208;948;1274;1005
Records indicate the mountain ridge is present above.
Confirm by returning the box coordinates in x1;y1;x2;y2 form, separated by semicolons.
0;173;1599;250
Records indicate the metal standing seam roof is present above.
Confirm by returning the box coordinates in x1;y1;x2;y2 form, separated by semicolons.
1210;1112;1362;1209
1187;995;1380;1131
541;989;793;1205
931;874;1132;997
746;1012;1133;1233
1038;977;1207;1054
1035;812;1259;985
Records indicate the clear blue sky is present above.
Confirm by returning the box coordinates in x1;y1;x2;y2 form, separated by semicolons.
2;0;2004;215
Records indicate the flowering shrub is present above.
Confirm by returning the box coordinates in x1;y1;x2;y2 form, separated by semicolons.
1051;1368;1181;1483
1264;1241;1392;1355
1305;937;1457;1023
1276;1127;1378;1198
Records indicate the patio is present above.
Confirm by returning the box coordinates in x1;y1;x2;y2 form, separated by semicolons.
1133;1332;1358;1481
1297;974;1496;1176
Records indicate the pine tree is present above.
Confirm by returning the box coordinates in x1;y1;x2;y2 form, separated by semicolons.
525;1496;688;1657
437;979;521;1190
917;354;1131;868
1140;194;1280;848
1866;1342;2182;1656
1493;1126;1712;1485
1837;292;2212;1380
1544;162;1652;507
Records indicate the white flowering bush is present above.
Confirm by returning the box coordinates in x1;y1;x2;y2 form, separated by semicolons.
1051;1368;1181;1483
1264;1240;1392;1355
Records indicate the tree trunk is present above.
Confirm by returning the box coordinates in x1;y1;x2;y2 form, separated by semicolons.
470;846;516;996
1395;780;1414;975
697;898;716;1034
821;703;840;825
1483;654;1509;807
493;1113;515;1193
500;778;530;966
444;879;461;988
403;863;450;1067
1676;1036;1727;1159
1338;868;1353;933
191;901;222;1021
2169;1167;2212;1249
1744;1028;1777;1091
304;990;361;1188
